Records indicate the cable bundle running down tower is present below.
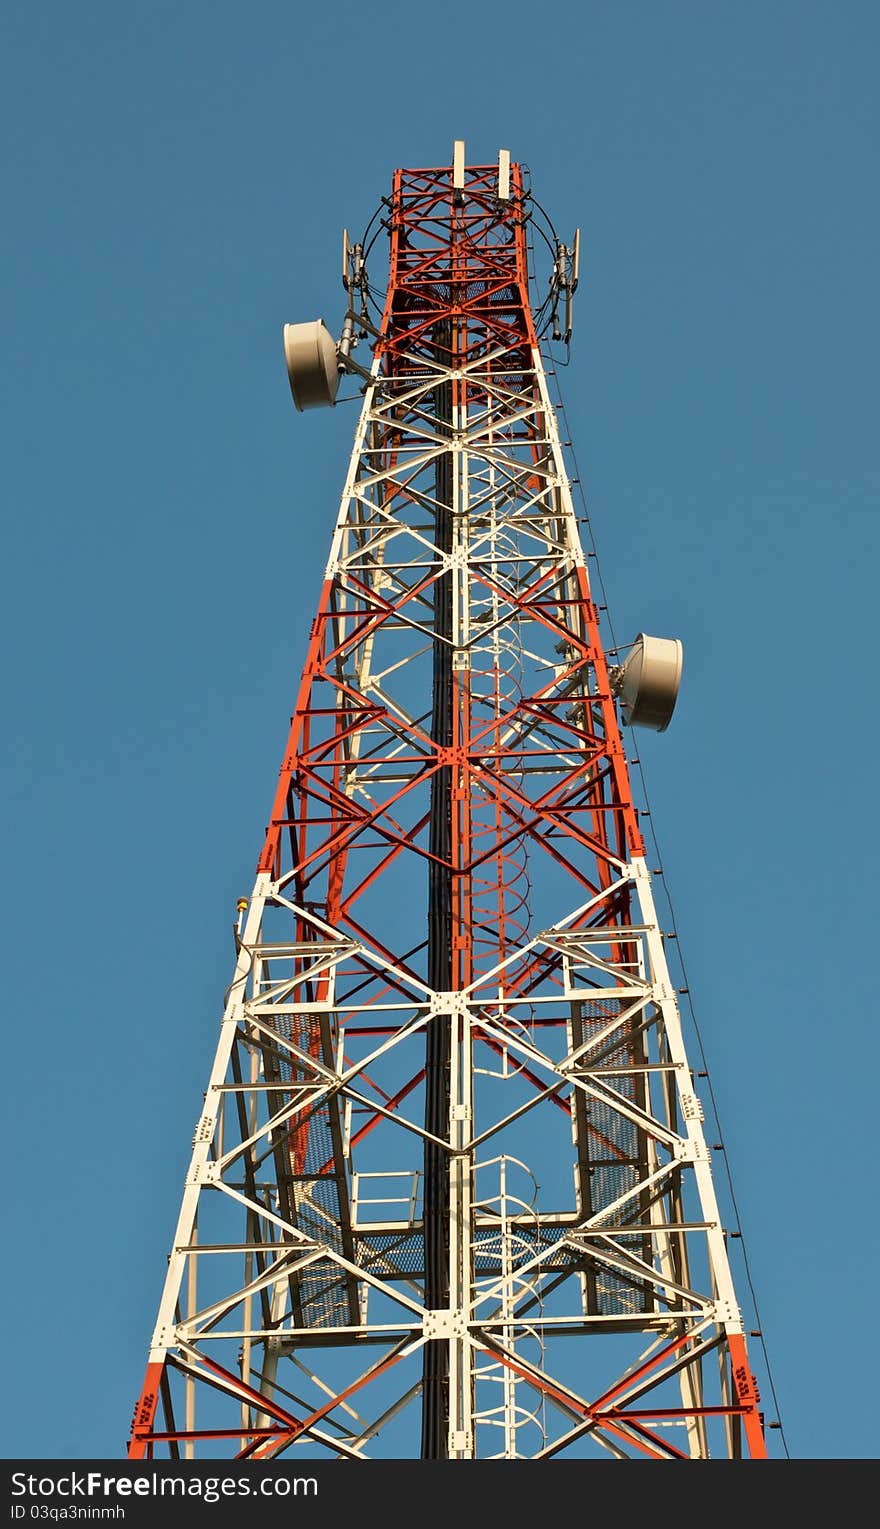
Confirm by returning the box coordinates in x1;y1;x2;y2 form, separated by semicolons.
128;146;767;1461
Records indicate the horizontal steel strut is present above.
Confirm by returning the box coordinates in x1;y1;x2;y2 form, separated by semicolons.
127;151;766;1462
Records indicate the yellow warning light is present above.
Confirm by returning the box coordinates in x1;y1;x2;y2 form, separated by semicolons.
237;898;248;913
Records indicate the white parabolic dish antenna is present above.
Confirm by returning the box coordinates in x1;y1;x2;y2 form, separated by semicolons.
614;633;683;731
282;320;340;411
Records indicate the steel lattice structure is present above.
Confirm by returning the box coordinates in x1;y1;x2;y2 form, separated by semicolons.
128;150;767;1461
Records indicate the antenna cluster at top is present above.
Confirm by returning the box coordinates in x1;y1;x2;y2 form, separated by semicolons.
281;140;582;412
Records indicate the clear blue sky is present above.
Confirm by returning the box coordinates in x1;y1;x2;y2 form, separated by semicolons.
2;1;877;1461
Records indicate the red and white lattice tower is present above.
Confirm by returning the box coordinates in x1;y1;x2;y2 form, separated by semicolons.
128;145;767;1461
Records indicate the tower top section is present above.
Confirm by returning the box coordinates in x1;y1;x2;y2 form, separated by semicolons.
283;139;581;410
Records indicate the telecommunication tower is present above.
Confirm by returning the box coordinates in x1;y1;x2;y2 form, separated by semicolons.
128;145;768;1461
